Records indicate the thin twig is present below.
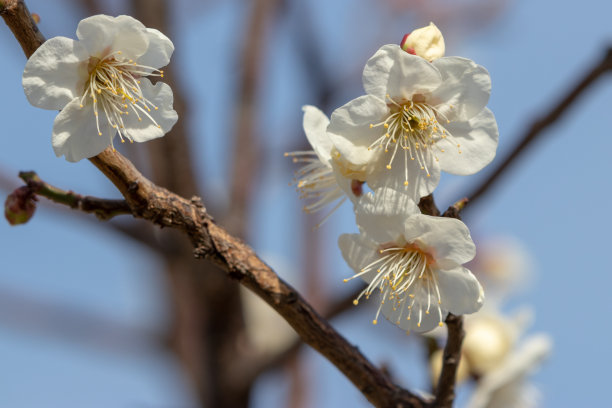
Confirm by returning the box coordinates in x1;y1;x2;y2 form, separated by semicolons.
433;314;464;408
19;171;131;220
465;47;612;208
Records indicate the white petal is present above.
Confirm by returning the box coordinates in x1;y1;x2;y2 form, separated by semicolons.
122;78;178;142
52;98;113;162
331;163;359;203
22;37;89;110
437;266;484;315
430;57;491;121
355;187;419;242
338;233;379;278
327;95;387;166
137;28;174;68
363;44;442;101
366;154;440;200
437;108;498;175
381;295;448;333
77;15;148;59
402;215;476;268
302;105;332;163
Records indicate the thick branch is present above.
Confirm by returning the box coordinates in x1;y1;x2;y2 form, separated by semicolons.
466;47;612;208
0;0;44;57
89;148;425;408
19;171;131;220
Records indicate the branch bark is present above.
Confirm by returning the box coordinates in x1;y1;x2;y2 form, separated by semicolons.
19;171;131;220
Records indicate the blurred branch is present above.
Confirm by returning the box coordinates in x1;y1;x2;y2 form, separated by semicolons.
433;314;464;408
466;47;612;208
0;285;165;354
131;0;199;197
19;171;131;220
225;0;280;236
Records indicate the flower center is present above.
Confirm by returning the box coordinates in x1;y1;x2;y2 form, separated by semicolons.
80;50;164;147
368;94;460;186
345;242;444;330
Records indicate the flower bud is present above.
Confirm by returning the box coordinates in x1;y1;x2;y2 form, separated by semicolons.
4;186;37;226
400;22;445;61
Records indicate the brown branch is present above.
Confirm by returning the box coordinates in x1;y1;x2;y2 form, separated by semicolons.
19;171;131;220
433;314;464;408
0;0;44;57
88;148;426;407
0;1;463;405
465;47;612;208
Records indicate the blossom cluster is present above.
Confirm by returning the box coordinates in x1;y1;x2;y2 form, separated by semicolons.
289;23;499;333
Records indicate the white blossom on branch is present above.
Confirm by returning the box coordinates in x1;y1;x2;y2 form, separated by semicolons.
22;14;178;162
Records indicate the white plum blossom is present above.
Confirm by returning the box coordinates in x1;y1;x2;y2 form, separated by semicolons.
327;40;498;199
23;14;178;162
286;106;365;220
339;187;484;333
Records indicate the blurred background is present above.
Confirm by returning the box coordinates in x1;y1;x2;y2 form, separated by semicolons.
0;0;611;406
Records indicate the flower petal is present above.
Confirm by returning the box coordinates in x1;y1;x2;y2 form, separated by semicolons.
121;78;178;142
22;37;89;110
338;233;379;275
355;187;420;242
437;266;484;315
363;44;442;101
76;15;148;59
52;98;113;162
430;57;491;121
137;28;174;68
437;108;498;175
302;105;332;163
366;156;440;201
402;215;476;268
328;95;387;166
381;296;448;333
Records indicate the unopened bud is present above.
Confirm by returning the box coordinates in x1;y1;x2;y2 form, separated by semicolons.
400;22;445;61
4;186;37;226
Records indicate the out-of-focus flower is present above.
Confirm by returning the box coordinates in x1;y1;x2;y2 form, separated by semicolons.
400;22;445;61
286;106;363;221
468;236;533;303
23;14;178;162
467;332;552;408
327;41;498;199
340;187;483;333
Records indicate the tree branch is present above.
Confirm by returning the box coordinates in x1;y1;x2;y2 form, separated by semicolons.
87;148;426;407
433;314;464;408
19;171;131;220
465;47;612;208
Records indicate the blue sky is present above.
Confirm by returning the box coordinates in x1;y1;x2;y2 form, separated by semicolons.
1;0;612;406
